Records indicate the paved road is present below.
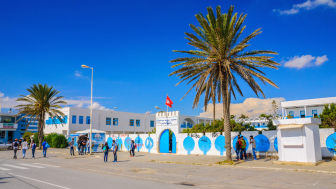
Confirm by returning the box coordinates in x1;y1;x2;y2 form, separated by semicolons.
0;149;335;189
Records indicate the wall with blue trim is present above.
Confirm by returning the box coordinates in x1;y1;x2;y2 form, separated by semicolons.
102;128;335;157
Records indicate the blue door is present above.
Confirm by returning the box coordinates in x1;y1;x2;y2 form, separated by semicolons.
160;130;169;153
160;129;176;153
172;132;176;153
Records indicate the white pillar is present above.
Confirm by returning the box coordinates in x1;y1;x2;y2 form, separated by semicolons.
304;106;307;117
282;108;284;118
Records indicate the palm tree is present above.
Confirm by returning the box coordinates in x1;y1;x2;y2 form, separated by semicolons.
169;5;279;160
15;84;67;148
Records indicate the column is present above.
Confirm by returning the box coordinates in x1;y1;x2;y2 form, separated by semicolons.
282;108;284;118
304;106;307;117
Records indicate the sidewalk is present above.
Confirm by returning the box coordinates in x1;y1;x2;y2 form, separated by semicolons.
45;148;336;174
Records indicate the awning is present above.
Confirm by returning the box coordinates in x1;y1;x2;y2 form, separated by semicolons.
76;129;106;134
278;124;304;129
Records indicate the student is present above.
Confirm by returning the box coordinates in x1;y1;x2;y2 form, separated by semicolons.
31;140;36;158
12;139;19;159
112;140;117;162
82;139;87;155
250;135;257;160
130;140;135;157
42;140;47;157
77;139;81;155
235;135;241;160
239;136;247;160
102;142;109;162
21;139;28;159
86;138;90;154
69;138;75;156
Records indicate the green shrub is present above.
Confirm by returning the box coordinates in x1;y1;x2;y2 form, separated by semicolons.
45;133;58;147
33;132;45;147
23;132;34;144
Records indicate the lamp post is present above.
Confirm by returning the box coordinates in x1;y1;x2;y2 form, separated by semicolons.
81;64;93;155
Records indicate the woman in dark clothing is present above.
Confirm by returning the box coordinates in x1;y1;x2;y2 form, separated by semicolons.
102;142;109;162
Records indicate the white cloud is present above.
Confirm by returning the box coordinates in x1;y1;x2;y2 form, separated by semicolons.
87;102;109;110
0;92;4;98
199;97;286;119
74;70;82;77
283;55;328;68
315;55;329;65
274;0;336;15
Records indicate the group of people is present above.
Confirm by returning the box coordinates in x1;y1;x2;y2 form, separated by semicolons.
68;138;90;156
12;138;49;159
235;135;257;161
102;140;118;162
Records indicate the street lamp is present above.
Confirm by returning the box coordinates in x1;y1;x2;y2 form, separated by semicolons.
81;64;93;155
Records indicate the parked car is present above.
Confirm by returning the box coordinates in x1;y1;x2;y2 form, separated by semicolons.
0;140;12;150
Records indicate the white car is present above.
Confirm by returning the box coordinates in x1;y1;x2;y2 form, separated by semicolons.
0;140;11;150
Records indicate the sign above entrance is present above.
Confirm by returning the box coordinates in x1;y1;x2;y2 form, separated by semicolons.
0;123;18;129
156;116;178;126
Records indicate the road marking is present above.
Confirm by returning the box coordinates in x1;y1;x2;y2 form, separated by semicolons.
18;163;45;168
2;164;29;169
0;167;11;171
8;173;70;189
33;163;59;167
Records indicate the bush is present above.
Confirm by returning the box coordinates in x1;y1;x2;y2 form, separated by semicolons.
23;132;34;144
51;134;68;148
33;133;45;147
45;133;58;147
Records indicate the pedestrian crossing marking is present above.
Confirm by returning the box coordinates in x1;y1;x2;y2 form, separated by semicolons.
2;164;29;169
33;163;60;167
0;167;11;171
18;163;45;168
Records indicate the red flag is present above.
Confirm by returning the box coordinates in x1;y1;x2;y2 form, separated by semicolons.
165;95;173;108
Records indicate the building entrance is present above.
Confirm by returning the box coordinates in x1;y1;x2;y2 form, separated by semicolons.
159;129;176;153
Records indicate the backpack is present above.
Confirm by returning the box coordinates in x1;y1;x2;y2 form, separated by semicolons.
13;142;18;147
45;143;50;148
103;146;107;153
235;140;240;149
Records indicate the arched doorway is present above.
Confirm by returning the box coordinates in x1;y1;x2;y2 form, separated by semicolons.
159;129;176;153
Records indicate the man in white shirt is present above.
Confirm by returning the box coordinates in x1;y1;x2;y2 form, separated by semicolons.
21;139;28;159
12;139;19;159
250;135;257;160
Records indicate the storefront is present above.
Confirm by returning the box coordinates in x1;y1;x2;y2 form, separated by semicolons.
0;123;18;143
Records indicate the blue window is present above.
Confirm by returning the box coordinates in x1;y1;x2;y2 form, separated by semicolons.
289;111;294;117
312;110;318;117
106;118;111;125
79;116;83;124
263;123;265;126
113;118;118;126
187;123;193;128
150;120;154;127
258;123;260;127
300;110;305;118
136;120;140;127
130;119;134;126
86;116;90;124
63;116;68;124
181;123;186;128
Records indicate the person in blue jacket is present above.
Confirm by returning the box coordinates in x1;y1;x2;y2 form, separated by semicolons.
42;140;47;157
102;142;109;162
130;140;135;157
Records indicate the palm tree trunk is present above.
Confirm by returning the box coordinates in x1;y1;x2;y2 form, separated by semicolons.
38;112;44;149
222;83;232;161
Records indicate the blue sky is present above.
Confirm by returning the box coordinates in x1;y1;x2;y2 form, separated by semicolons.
0;0;335;117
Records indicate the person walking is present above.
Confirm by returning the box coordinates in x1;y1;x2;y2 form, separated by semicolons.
250;135;257;160
42;140;47;157
235;135;241;160
82;139;87;155
21;139;28;159
239;136;247;160
12;139;19;159
69;138;75;156
112;140;118;162
102;142;109;162
77;139;81;155
86;138;90;154
31;140;36;158
130;140;135;157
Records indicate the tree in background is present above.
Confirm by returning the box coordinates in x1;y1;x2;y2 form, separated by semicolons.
239;114;249;119
259;113;271;119
270;100;279;118
320;103;336;128
15;84;67;149
230;115;236;119
170;6;279;161
22;132;34;144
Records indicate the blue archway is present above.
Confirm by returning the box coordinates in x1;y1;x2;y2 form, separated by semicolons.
159;129;176;153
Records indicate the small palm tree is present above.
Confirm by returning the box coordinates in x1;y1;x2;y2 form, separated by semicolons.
169;6;279;160
15;84;67;148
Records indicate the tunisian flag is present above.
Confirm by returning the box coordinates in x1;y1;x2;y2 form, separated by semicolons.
166;95;173;108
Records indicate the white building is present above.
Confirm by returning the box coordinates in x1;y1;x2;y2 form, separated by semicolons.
44;107;209;135
234;117;269;130
281;97;336;119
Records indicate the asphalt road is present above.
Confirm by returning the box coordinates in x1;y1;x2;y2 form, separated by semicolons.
0;149;335;189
